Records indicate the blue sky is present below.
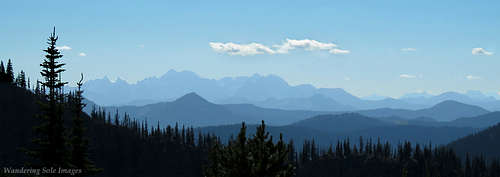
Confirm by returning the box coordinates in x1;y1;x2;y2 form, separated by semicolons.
0;0;499;97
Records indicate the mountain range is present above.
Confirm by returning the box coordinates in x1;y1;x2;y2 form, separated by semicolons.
93;92;500;128
78;70;500;111
98;92;330;127
357;100;490;121
198;113;476;148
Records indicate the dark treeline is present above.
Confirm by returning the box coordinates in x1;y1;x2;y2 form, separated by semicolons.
0;59;30;89
295;138;500;177
0;81;217;177
84;106;217;177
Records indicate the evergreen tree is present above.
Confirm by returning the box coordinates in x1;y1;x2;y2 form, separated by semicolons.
205;121;295;177
27;27;71;170
70;74;100;176
35;79;41;95
6;59;14;84
16;70;26;88
114;109;119;126
0;61;5;82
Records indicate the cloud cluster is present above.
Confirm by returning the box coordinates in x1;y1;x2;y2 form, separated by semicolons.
400;74;416;79
209;42;275;56
330;48;351;54
56;45;72;51
79;52;87;57
472;48;493;56
209;39;349;56
466;75;481;80
273;39;338;53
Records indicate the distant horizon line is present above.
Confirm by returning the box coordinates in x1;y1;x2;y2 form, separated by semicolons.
77;69;500;100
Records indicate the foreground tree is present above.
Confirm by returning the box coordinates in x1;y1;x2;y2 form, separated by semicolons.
0;61;5;82
15;70;26;88
204;121;295;177
6;59;14;84
70;74;100;176
27;27;71;169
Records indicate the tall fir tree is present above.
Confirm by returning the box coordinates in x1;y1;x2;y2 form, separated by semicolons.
16;70;27;88
70;74;100;176
0;60;5;82
27;27;71;170
6;59;14;84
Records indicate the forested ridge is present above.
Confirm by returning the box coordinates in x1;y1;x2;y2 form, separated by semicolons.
449;122;500;159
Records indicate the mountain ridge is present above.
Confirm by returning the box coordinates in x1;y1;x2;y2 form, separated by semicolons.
78;70;500;111
357;100;490;121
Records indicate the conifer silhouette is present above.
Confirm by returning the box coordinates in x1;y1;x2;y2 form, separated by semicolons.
6;59;14;84
27;27;71;171
205;121;295;177
70;73;100;176
0;61;5;82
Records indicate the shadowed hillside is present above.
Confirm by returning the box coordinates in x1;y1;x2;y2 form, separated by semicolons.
0;83;211;177
101;92;331;127
449;122;500;159
357;100;490;121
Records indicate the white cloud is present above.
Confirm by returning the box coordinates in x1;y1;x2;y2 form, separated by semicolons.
274;39;337;54
472;48;493;56
56;45;72;51
330;48;350;54
400;74;416;79
466;75;481;80
344;77;351;81
209;42;275;56
209;38;349;56
138;44;145;48
78;52;87;57
401;48;417;52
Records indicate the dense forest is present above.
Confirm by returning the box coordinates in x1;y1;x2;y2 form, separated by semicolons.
1;29;500;177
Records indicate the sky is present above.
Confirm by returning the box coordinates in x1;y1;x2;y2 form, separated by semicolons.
0;0;499;98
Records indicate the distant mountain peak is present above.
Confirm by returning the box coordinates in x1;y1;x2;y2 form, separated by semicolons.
173;92;209;104
425;100;490;121
430;100;489;112
433;100;469;108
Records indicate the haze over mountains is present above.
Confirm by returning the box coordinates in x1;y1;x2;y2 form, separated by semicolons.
358;100;490;121
94;92;500;128
80;70;500;111
78;69;500;148
99;93;330;127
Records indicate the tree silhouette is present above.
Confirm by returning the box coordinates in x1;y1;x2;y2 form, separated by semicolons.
70;74;101;176
204;121;295;177
6;59;14;84
0;61;5;83
27;27;71;170
15;70;26;88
